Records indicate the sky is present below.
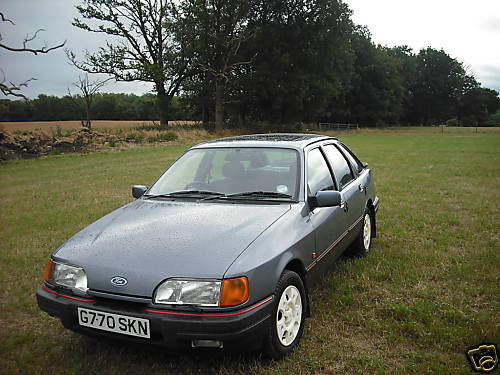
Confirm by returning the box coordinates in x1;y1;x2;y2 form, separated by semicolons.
345;0;500;90
1;0;499;99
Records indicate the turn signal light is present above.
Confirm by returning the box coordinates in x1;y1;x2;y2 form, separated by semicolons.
44;258;53;281
220;277;249;307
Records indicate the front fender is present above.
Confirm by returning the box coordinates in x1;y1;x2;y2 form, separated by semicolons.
223;203;315;305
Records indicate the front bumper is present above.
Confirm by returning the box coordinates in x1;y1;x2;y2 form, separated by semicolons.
36;285;273;351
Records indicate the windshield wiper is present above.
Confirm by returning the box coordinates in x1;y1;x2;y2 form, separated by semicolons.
227;191;292;199
145;190;225;199
203;191;293;201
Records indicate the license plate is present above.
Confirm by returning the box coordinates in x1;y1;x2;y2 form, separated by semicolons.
77;307;150;338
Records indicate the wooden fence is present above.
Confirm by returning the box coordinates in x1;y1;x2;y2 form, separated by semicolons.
318;122;359;131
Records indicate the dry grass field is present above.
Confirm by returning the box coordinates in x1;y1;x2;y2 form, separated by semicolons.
0;120;200;132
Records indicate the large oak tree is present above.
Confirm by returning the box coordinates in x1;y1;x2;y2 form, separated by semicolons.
69;0;191;127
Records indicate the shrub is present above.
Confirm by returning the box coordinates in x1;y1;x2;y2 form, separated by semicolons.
135;123;162;132
158;132;178;142
143;132;177;143
127;133;144;143
51;126;63;138
50;147;61;155
486;111;500;126
135;122;186;132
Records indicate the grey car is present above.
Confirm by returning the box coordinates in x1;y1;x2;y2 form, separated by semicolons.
37;133;379;359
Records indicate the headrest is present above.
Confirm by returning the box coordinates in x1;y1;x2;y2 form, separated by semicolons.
222;161;245;179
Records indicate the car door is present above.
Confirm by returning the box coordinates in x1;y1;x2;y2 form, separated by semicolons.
322;143;365;243
306;147;350;280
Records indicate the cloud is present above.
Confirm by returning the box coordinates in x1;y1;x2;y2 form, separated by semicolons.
475;65;500;91
484;17;500;32
481;78;500;92
477;65;500;76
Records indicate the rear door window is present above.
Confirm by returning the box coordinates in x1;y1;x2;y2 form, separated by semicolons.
338;143;364;173
323;145;355;190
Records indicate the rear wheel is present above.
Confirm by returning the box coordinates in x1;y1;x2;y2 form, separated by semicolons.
263;270;306;359
349;208;372;257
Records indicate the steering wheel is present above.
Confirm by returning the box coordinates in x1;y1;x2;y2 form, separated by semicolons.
185;181;211;190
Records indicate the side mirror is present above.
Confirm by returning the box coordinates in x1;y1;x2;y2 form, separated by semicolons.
132;185;148;199
309;191;342;209
363;162;369;169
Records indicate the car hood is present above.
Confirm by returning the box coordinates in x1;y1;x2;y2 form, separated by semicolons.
54;199;290;297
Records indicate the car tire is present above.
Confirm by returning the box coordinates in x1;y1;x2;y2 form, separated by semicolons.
263;270;306;359
349;208;373;257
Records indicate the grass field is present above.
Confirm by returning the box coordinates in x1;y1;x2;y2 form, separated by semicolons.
0;120;199;132
0;127;498;374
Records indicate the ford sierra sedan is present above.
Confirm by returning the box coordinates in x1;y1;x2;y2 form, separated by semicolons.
37;133;379;359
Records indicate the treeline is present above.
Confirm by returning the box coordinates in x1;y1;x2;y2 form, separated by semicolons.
182;15;500;127
3;46;498;127
2;0;500;128
0;94;190;122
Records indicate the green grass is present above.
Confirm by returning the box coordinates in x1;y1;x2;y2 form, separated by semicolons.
1;127;499;374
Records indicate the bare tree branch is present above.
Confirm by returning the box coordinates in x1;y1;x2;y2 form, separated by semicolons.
0;12;15;25
0;23;66;55
0;38;66;55
67;74;112;129
0;69;35;99
0;12;65;97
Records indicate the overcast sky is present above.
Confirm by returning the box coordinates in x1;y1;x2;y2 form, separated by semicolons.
346;0;500;91
1;0;499;99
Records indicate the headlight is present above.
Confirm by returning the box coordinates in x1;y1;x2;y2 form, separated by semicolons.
46;259;88;295
154;279;221;306
154;277;249;307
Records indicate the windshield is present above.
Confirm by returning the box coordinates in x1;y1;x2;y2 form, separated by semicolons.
147;147;300;200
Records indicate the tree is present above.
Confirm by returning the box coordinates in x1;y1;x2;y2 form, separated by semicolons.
68;74;111;129
481;88;500;115
180;0;257;130
184;0;355;127
459;87;500;125
31;94;61;121
409;48;478;124
346;29;407;126
68;0;191;127
0;12;65;98
384;45;417;125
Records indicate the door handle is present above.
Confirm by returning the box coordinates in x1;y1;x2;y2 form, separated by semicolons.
358;184;365;193
340;201;348;212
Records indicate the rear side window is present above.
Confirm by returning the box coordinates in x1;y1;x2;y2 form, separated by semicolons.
307;148;334;196
338;143;364;173
323;145;354;190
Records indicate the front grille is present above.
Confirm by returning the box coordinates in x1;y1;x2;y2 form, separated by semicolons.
93;296;149;313
87;289;150;312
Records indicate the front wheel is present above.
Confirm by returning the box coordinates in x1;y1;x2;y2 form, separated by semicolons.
263;270;306;359
348;209;372;257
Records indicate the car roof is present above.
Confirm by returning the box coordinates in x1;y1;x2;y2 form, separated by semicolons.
192;133;336;150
